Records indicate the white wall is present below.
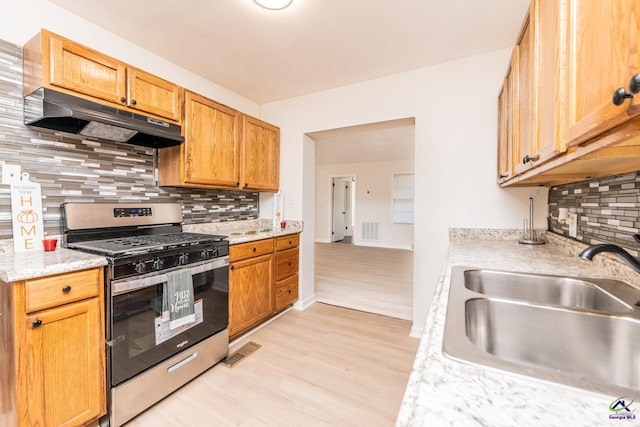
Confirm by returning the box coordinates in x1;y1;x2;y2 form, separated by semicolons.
315;160;414;250
261;49;549;336
0;0;259;115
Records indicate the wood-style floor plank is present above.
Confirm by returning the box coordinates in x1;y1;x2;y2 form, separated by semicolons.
125;303;419;426
314;242;413;320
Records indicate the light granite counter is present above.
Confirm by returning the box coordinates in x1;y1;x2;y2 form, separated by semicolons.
396;231;640;427
184;218;303;245
0;243;107;282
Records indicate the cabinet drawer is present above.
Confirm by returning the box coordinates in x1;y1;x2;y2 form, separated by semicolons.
275;248;299;282
275;234;299;251
25;268;101;313
230;238;274;262
275;275;298;311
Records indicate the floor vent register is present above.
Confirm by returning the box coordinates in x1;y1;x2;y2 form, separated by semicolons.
222;341;262;368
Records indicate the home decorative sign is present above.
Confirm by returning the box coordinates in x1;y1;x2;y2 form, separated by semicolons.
10;172;44;252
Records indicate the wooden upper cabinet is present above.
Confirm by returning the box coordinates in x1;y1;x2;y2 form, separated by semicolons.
47;33;127;105
24;29;182;123
497;58;515;183
513;15;535;176
184;91;239;186
159;91;239;188
239;114;280;191
127;67;182;122
531;0;568;163
566;0;640;147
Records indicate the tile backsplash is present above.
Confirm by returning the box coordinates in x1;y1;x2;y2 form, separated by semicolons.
0;39;258;239
548;172;640;256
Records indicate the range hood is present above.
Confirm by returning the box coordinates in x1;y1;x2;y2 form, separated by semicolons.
24;88;184;148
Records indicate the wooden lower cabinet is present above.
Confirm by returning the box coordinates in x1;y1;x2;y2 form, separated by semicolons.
228;234;300;339
0;267;105;427
228;251;274;338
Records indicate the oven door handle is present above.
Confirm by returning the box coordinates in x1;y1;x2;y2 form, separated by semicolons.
112;256;229;295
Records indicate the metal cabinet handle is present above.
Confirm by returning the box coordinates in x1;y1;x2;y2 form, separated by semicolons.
120;97;126;103
131;99;137;105
613;87;633;106
32;319;42;328
522;154;540;164
498;174;508;179
628;73;640;95
62;285;72;293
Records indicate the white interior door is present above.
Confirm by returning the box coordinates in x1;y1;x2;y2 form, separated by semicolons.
332;178;346;241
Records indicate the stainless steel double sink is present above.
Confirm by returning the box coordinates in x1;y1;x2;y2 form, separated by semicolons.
443;267;640;396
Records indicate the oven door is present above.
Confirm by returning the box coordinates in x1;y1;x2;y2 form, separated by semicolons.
109;257;228;387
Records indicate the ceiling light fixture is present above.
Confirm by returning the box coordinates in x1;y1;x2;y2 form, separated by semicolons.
253;0;293;10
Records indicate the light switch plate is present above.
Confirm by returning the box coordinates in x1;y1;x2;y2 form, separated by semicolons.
568;212;578;238
2;164;21;185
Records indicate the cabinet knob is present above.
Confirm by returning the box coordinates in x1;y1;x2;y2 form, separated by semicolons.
613;87;634;106
288;240;292;245
629;74;640;95
131;99;137;105
236;182;240;186
522;154;539;164
288;261;292;266
230;265;235;271
62;285;72;293
244;183;248;188
252;247;257;252
120;97;126;103
32;319;42;328
288;290;291;294
498;173;508;179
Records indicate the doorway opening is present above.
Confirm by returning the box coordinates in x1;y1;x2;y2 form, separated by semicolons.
331;176;355;243
308;117;415;320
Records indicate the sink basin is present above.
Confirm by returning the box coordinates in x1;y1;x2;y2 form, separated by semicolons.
444;266;640;396
464;269;633;313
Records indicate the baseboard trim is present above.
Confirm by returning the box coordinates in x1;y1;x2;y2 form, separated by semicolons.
409;325;424;338
293;293;316;311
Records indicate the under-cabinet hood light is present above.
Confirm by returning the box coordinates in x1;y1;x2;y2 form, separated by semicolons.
253;0;293;10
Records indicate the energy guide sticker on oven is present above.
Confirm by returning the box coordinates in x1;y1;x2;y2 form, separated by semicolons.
155;300;204;345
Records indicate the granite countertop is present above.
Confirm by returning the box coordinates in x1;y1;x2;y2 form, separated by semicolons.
396;231;639;427
0;245;107;282
0;219;303;282
184;218;303;245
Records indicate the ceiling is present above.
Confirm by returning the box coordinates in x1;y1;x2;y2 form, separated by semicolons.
49;0;530;104
311;118;415;165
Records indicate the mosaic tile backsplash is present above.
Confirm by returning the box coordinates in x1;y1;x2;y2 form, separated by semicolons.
548;172;640;256
0;39;258;239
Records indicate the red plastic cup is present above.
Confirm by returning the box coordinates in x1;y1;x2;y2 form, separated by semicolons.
280;221;286;228
43;239;57;251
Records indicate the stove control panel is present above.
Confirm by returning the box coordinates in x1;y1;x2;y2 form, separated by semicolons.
114;207;153;217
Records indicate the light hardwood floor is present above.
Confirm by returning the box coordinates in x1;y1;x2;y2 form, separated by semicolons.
315;242;413;320
125;303;419;426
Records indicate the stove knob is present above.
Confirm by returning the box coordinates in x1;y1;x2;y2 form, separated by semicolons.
134;261;146;274
200;250;210;260
152;258;164;270
179;253;189;265
211;247;219;257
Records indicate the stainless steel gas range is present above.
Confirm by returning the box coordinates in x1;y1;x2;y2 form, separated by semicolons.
62;203;229;427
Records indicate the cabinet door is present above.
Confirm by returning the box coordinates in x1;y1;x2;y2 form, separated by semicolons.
127;67;182;122
240;115;280;191
184;91;239;187
21;298;105;426
514;16;535;175
532;0;568;163
497;70;513;183
566;0;640;147
229;254;273;337
48;33;127;105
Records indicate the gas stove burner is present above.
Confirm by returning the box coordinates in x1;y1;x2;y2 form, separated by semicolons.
68;232;227;256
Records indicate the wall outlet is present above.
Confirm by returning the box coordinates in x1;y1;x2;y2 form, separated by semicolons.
2;164;21;185
568;212;578;238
